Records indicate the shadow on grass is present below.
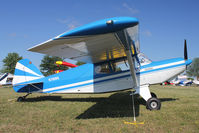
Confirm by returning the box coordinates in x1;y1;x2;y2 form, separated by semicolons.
22;91;178;119
25;96;107;102
75;95;177;119
22;91;140;118
160;98;179;102
76;91;141;119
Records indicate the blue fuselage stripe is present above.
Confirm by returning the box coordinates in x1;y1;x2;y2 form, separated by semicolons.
94;63;185;84
139;63;185;75
43;62;185;93
46;82;93;93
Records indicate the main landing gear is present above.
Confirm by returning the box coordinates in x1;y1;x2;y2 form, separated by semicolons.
135;85;161;110
17;93;31;102
146;96;161;110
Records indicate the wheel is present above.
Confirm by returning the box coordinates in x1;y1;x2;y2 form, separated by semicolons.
151;92;157;98
17;97;24;102
146;97;161;110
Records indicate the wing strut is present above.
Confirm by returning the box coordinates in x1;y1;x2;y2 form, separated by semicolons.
125;49;138;88
115;29;140;124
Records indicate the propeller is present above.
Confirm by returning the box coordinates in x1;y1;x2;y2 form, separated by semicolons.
183;39;192;70
184;39;188;60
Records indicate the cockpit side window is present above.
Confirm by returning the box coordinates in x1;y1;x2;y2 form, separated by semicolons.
95;63;110;74
94;58;129;74
94;53;151;74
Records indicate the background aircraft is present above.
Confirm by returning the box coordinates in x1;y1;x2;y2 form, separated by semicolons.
12;17;192;110
0;73;13;86
170;74;193;86
193;77;199;86
54;61;77;73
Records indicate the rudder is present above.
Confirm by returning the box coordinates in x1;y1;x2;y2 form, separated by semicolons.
12;59;43;86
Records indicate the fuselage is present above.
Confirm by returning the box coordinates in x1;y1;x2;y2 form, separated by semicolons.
17;57;191;94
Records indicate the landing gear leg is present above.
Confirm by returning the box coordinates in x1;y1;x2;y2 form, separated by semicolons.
17;93;31;102
151;92;157;98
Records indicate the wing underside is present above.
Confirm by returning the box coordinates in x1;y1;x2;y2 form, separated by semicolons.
29;33;126;63
28;17;139;64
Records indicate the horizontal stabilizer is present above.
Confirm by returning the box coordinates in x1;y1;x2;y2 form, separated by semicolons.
14;82;43;93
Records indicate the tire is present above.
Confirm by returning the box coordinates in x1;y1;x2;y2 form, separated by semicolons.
146;97;161;110
151;92;157;98
17;97;24;102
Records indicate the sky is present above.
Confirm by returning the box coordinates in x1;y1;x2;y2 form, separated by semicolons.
0;0;198;70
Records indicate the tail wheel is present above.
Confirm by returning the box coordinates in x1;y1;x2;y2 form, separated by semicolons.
17;97;25;102
146;97;161;110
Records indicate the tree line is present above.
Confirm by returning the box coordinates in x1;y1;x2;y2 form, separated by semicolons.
0;52;84;76
1;52;199;79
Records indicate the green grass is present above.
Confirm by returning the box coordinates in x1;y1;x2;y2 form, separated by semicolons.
0;85;199;133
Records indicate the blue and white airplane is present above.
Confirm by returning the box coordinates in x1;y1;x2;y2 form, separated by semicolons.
12;17;192;110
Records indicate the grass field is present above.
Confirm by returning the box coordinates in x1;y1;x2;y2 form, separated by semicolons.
0;85;199;133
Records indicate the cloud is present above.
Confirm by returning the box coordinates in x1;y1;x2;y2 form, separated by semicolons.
56;18;80;30
56;18;69;24
8;33;28;38
122;3;139;14
9;33;17;37
142;30;152;37
67;23;77;30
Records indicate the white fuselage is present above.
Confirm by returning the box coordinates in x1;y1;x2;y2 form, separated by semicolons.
51;58;187;93
13;57;191;94
90;63;186;93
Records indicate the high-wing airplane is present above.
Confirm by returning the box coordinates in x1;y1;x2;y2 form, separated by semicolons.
12;17;192;110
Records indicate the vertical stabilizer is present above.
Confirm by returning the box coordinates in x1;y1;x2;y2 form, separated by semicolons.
12;59;43;86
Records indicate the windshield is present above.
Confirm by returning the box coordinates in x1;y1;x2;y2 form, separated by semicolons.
137;53;152;66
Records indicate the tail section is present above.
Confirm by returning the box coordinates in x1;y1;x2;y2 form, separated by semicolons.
12;59;44;86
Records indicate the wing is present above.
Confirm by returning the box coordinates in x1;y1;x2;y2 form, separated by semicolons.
28;17;140;63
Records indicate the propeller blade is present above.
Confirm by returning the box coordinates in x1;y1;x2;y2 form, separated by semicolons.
184;39;188;60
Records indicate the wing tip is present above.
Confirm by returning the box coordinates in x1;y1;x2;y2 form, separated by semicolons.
27;38;53;52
